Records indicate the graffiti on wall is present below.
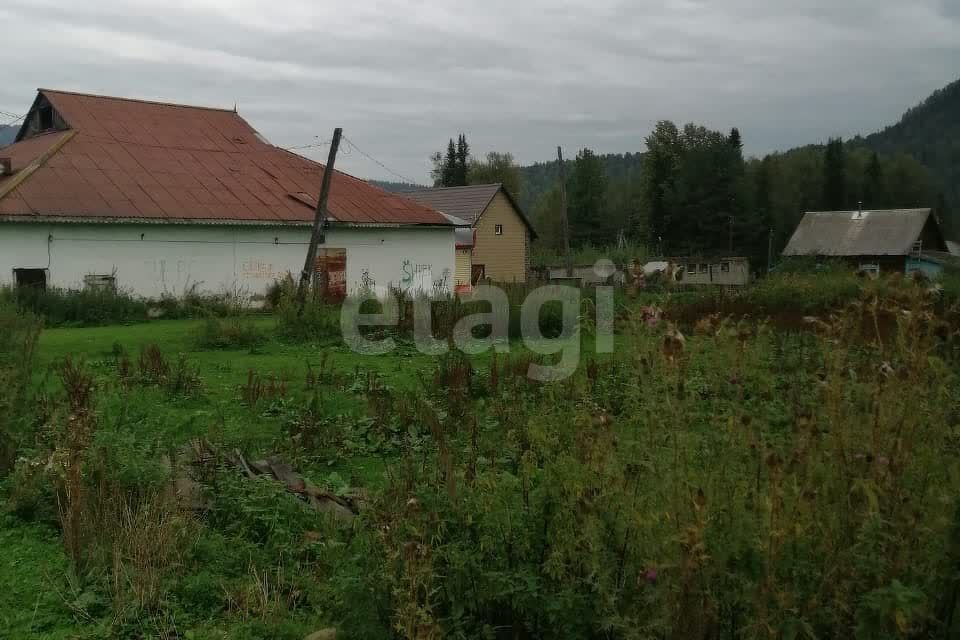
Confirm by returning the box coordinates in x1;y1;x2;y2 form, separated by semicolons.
241;259;276;280
400;259;433;291
360;268;376;290
433;268;450;292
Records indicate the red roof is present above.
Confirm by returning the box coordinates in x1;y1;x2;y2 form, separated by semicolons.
0;89;448;226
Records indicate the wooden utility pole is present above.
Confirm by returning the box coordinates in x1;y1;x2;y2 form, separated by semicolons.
557;146;572;277
728;215;735;254
767;228;774;274
297;127;342;307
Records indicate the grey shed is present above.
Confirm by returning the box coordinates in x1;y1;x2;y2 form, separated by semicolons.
782;208;946;257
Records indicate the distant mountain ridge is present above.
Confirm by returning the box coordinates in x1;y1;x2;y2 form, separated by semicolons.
0;124;17;147
517;151;644;212
860;77;960;213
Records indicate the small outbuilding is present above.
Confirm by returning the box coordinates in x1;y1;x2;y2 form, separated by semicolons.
0;89;458;299
782;208;951;277
670;257;751;286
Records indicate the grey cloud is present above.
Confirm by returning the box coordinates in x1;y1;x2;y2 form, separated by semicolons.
1;0;957;181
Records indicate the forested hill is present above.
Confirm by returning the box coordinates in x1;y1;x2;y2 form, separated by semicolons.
516;151;644;213
0;125;17;147
859;77;960;212
369;180;426;193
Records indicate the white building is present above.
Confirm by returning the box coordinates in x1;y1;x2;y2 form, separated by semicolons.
0;89;459;300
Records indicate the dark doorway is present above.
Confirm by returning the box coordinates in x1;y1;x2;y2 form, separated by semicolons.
471;264;486;285
14;268;47;290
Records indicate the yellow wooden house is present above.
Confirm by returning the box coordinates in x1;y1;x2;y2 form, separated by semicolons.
406;184;537;283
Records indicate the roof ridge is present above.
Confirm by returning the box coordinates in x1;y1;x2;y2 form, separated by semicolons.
805;208;931;214
0;130;77;205
39;88;236;114
410;183;502;193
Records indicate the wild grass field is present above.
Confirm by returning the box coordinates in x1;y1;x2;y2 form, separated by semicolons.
1;274;959;639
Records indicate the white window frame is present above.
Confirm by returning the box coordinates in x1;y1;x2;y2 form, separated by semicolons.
858;263;880;279
84;274;117;292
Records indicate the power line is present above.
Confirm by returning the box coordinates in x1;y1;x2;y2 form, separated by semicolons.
0;110;26;124
284;137;330;152
341;134;419;185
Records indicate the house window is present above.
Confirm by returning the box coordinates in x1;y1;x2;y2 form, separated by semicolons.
858;263;880;279
698;263;708;274
13;268;47;290
84;274;117;292
686;264;696;274
495;224;503;236
720;262;730;273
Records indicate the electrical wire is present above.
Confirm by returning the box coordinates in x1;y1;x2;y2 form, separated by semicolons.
284;137;331;152
1;111;26;124
341;134;419;185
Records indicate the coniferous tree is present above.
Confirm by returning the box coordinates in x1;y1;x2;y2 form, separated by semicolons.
862;151;885;208
728;127;743;150
641;121;680;254
934;192;954;236
454;134;470;186
442;139;458;187
567;148;610;247
822;137;847;210
668;124;746;254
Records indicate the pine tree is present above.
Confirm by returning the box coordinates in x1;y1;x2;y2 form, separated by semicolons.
455;134;470;186
728;127;743;150
862;151;885;208
567;148;610;246
641;121;680;254
822;137;847;210
442;139;457;187
934;192;954;237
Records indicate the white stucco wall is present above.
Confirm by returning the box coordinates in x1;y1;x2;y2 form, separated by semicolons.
0;222;455;299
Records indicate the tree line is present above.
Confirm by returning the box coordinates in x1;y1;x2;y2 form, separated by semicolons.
425;124;951;271
429;134;524;197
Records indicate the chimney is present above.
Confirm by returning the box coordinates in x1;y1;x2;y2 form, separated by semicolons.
0;158;11;177
852;201;866;220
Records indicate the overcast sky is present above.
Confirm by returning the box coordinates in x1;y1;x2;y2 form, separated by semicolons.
1;0;958;183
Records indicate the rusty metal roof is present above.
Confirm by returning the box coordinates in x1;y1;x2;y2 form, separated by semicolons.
405;183;537;237
0;89;450;227
782;208;938;257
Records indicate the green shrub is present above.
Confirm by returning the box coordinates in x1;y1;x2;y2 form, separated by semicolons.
0;303;43;475
942;266;960;306
744;269;862;313
194;316;268;350
0;285;255;327
275;298;342;343
337;291;959;638
0;285;148;327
